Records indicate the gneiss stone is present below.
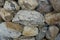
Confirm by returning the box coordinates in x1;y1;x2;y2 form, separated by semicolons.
4;1;20;12
36;0;52;13
36;27;48;40
49;0;60;12
0;22;23;38
55;33;60;40
0;0;4;6
0;8;13;21
18;0;38;10
22;26;38;36
12;10;44;26
46;26;59;40
45;13;60;25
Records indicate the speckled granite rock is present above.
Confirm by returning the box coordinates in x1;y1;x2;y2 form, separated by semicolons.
36;27;48;40
4;1;20;12
0;8;13;21
0;22;23;38
36;0;52;13
18;0;38;10
12;10;45;26
49;0;60;12
45;13;60;25
0;0;4;6
22;26;38;36
46;26;59;40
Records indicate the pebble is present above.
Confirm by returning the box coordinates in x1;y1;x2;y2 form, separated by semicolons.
0;0;4;6
36;0;52;13
49;0;60;12
22;26;38;36
12;10;44;26
18;0;38;10
46;26;59;40
45;13;60;25
4;1;20;12
0;22;23;38
0;8;13;21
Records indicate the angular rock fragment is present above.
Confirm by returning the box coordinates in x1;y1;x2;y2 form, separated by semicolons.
4;1;20;12
22;26;38;36
0;22;23;38
0;8;13;21
49;0;60;12
12;10;44;26
0;0;4;6
18;0;38;10
46;26;59;40
45;13;60;25
36;0;52;13
36;27;48;40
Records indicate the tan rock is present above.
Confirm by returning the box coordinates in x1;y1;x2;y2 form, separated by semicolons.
0;8;13;21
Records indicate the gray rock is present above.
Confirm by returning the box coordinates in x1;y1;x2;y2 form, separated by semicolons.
55;33;60;40
12;10;45;26
0;0;4;6
36;27;48;40
36;0;52;13
18;0;38;10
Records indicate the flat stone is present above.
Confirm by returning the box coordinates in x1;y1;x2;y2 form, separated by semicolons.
45;13;60;25
46;26;59;40
0;22;23;38
49;0;60;12
12;10;44;26
22;26;38;36
0;0;4;6
36;0;52;13
18;0;38;10
4;1;20;12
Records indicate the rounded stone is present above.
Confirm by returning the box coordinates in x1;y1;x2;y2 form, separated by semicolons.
12;10;45;26
18;0;38;10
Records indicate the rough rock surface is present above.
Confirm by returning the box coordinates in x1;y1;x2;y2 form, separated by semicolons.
12;10;44;26
18;0;38;10
0;22;23;38
22;26;38;36
0;0;4;6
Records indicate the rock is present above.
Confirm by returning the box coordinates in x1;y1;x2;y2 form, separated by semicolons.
36;27;48;40
18;0;38;10
36;0;52;13
0;8;13;21
12;10;44;26
55;33;60;40
46;26;59;40
0;0;4;6
49;0;60;12
0;22;23;38
22;26;38;36
45;13;60;25
4;1;20;12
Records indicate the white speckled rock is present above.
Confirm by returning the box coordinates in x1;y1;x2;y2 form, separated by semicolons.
0;22;23;38
0;8;13;21
4;1;20;12
0;0;4;6
46;26;59;40
12;10;44;26
22;26;38;36
18;0;38;10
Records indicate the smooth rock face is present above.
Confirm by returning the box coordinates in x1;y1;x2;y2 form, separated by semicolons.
12;10;44;26
22;26;38;36
4;1;20;12
46;26;59;40
36;0;52;13
18;0;38;10
49;0;60;12
0;22;22;38
55;34;60;40
0;8;13;21
0;0;4;6
36;27;48;40
45;13;60;25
